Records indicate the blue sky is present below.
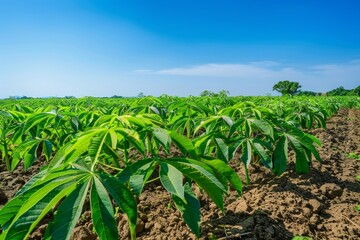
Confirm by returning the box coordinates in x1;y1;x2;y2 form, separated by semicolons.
0;0;359;98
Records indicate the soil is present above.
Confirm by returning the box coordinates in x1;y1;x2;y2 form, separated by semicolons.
0;108;359;240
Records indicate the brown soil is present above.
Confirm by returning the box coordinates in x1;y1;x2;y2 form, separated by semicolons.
0;108;359;240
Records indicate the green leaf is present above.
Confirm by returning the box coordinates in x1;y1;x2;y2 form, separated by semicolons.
89;132;107;158
273;136;288;175
228;118;246;137
355;205;360;211
21;112;56;136
126;159;157;196
221;115;233;127
23;144;38;171
99;174;137;239
50;179;91;240
292;236;313;240
108;129;117;149
214;137;230;162
193;134;212;155
11;139;41;171
240;140;252;184
202;158;242;195
249;119;274;140
160;162;185;200
43;140;53;161
91;177;119;240
194;116;221;134
164;158;225;212
115;127;145;155
50;128;106;168
288;135;309;174
253;140;273;169
152;127;171;153
1;173;84;240
168;130;197;158
172;183;200;237
0;169;83;230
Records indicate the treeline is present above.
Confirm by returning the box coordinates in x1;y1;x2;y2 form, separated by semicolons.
299;86;360;96
272;80;359;96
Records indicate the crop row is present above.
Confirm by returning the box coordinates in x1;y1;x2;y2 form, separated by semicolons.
0;96;358;239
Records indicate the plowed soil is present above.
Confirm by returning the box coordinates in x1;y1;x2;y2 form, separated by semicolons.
1;108;359;240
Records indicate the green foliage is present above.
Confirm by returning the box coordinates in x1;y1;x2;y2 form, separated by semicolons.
200;89;230;97
292;236;313;240
273;80;301;95
0;95;354;239
347;152;360;160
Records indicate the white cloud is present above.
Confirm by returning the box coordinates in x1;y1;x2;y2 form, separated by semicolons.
133;60;360;94
148;62;302;79
137;60;360;79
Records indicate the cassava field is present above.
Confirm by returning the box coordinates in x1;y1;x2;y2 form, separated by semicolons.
0;96;359;240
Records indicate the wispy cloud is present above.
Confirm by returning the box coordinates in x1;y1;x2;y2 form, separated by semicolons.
136;60;360;80
138;61;301;79
134;60;360;94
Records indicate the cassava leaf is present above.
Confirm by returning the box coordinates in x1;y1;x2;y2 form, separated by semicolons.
172;183;200;237
91;177;119;240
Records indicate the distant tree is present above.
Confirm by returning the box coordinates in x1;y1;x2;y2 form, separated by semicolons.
273;80;301;96
200;90;215;97
298;91;319;96
351;85;360;96
200;89;230;97
327;86;350;96
137;92;145;98
111;95;123;98
218;90;230;97
20;96;31;99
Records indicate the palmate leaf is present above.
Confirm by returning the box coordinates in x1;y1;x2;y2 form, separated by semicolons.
172;183;200;237
21;112;57;136
47;180;91;240
163;158;226;211
1;171;88;240
283;124;322;162
91;177;119;240
49;128;105;168
99;174;138;239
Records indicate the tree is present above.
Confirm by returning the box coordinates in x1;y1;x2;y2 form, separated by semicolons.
200;90;230;97
298;91;320;96
352;85;360;96
200;90;215;97
272;80;301;96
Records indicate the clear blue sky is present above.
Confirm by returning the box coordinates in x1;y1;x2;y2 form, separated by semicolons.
0;0;359;98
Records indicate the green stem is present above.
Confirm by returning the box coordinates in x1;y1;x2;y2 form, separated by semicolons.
98;161;123;172
146;177;160;184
